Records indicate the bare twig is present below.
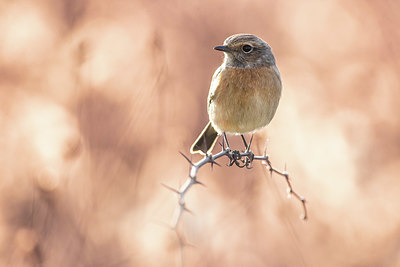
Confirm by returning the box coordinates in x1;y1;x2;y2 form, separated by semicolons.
163;138;307;267
170;149;230;229
164;138;307;232
261;156;308;220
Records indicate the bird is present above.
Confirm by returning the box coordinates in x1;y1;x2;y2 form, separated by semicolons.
190;34;282;155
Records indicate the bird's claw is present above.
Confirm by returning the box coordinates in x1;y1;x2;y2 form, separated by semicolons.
227;150;254;169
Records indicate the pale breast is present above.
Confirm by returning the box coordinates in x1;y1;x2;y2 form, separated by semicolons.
208;65;282;134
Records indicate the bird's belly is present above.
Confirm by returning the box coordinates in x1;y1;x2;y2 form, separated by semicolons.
210;91;274;134
208;66;281;134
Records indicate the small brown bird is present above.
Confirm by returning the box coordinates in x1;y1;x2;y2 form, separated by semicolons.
190;34;282;155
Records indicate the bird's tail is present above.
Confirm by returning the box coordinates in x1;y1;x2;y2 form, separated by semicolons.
190;121;219;155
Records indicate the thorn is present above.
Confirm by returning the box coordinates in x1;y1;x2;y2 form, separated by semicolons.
193;180;206;187
161;183;180;194
209;157;221;168
206;154;214;170
287;187;293;195
179;151;194;166
207;154;221;170
182;204;194;215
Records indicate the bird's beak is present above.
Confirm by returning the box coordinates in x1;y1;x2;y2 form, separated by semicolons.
214;45;231;53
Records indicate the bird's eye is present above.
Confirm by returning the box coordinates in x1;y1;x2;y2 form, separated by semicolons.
242;45;253;53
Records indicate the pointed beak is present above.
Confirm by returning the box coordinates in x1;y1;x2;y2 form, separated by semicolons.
214;45;231;53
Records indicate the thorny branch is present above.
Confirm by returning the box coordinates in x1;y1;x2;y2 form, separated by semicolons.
163;139;308;235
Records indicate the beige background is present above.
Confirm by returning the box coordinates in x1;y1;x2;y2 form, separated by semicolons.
0;0;399;266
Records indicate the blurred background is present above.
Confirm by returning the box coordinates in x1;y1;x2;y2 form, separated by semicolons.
0;0;399;266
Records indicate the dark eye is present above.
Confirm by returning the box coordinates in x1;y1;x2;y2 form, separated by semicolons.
242;45;253;53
